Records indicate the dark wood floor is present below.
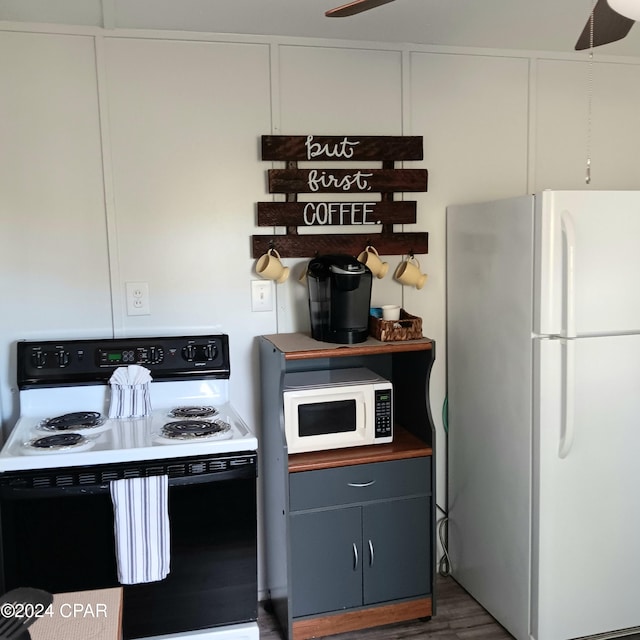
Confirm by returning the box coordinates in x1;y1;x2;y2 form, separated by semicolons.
258;576;640;640
257;575;514;640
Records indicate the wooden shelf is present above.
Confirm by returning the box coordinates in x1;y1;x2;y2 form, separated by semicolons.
288;425;432;473
261;332;434;360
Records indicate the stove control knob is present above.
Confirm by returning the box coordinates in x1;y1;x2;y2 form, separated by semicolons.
182;344;196;362
32;351;48;368
205;343;217;361
55;350;70;367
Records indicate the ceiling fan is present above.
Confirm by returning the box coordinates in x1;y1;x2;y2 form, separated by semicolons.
325;0;395;18
575;0;640;49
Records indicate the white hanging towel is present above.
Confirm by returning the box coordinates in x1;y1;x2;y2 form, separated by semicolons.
108;365;153;418
109;475;170;584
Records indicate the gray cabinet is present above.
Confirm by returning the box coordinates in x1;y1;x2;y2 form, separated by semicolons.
290;507;362;616
363;495;430;604
259;333;436;640
290;458;431;619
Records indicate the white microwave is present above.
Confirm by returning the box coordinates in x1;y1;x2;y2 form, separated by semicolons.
282;367;393;454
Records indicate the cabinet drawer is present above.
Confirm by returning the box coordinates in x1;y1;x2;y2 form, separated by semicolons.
289;457;431;511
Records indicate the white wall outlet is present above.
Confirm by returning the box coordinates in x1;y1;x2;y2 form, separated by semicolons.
126;282;151;316
251;279;273;312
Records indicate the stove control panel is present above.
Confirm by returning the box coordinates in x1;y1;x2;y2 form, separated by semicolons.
182;343;217;363
17;335;230;389
30;348;71;370
97;345;165;366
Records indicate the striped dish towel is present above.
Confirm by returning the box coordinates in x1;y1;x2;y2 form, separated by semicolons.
108;383;152;419
108;365;152;418
109;475;170;584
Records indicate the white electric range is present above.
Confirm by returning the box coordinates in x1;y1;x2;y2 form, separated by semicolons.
0;380;257;471
0;334;259;640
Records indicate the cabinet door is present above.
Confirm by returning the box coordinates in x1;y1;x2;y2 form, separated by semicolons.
290;507;362;617
363;497;431;605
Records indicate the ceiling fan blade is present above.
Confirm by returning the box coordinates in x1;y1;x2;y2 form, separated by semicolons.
325;0;395;18
575;0;635;49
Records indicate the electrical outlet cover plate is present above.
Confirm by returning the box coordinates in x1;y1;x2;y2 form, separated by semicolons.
126;282;151;316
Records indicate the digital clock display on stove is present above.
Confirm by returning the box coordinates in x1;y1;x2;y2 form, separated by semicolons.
97;346;164;366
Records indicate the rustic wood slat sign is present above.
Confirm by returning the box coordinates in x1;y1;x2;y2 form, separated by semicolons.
268;169;428;194
257;201;417;227
252;233;428;260
261;135;424;161
253;134;429;259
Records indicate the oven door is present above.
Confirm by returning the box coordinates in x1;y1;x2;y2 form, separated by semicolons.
0;453;258;640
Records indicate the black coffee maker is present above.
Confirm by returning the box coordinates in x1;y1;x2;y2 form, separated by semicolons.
307;254;373;344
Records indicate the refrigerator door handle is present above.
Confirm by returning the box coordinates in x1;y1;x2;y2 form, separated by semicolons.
558;338;576;459
560;209;577;338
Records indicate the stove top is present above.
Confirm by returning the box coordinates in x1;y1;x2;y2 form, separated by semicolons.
1;398;256;471
1;335;257;472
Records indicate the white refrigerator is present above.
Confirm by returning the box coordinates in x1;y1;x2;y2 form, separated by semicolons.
446;190;640;640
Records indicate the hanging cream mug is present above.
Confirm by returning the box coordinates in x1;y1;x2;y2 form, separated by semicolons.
298;260;310;286
394;255;427;289
256;248;289;283
357;245;389;279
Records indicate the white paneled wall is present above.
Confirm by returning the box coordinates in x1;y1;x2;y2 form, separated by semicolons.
102;36;273;424
0;31;112;430
2;23;640;589
409;51;531;511
276;44;406;334
534;58;640;190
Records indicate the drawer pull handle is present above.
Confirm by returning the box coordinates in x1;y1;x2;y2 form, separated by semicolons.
368;539;374;567
352;543;359;570
347;480;376;488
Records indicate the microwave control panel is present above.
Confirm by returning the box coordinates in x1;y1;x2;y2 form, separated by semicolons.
374;388;393;440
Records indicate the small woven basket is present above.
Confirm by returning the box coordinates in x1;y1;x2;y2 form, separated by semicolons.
369;309;423;342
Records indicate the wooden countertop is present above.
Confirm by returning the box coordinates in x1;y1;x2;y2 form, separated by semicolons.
288;426;432;473
262;332;433;360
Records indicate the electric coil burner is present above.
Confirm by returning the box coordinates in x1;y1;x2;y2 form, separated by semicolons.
161;419;231;440
38;411;106;431
0;334;259;640
28;433;88;449
168;406;219;419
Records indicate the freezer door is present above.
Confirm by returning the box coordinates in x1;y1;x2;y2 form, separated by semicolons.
535;190;640;337
533;335;640;639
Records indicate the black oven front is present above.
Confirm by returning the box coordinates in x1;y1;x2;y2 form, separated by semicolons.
0;452;258;640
